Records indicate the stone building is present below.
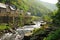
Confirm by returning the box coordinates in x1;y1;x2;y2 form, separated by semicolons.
0;3;20;26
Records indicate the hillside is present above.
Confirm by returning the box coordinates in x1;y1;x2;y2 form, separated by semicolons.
40;1;58;11
23;0;52;17
0;0;57;17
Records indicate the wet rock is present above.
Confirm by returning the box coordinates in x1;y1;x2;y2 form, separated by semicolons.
0;30;24;40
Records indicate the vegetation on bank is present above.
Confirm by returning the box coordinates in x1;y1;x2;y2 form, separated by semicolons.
0;0;60;40
0;0;40;30
0;0;53;16
43;28;60;40
0;24;10;30
43;0;60;40
29;0;60;40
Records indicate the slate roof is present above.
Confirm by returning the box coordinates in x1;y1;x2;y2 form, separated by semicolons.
10;6;16;10
0;3;16;10
0;3;6;8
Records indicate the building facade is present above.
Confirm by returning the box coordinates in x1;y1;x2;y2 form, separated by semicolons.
0;3;20;26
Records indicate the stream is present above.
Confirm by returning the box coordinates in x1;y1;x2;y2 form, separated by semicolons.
0;21;43;40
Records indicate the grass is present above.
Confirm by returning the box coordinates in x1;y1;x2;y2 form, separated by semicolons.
0;24;10;30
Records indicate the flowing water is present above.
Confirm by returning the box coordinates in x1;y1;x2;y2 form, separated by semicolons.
0;31;24;40
0;21;42;40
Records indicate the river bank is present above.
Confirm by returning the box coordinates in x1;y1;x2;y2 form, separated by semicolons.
0;21;42;40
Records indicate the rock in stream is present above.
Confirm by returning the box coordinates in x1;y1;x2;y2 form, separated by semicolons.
0;30;24;40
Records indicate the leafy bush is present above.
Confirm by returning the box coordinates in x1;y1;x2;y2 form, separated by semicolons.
30;27;47;40
0;24;10;30
43;28;60;40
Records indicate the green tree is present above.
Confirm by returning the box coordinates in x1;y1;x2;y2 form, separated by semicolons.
43;0;60;40
43;28;60;40
0;0;6;3
52;0;60;26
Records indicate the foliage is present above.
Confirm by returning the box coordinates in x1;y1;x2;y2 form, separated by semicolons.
43;0;60;40
43;28;60;40
18;15;35;26
0;0;52;17
52;0;60;26
42;15;52;22
0;24;10;30
18;14;24;26
0;0;6;3
31;16;40;21
30;27;47;40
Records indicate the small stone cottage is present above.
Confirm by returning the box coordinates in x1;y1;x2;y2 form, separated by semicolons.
0;3;20;25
